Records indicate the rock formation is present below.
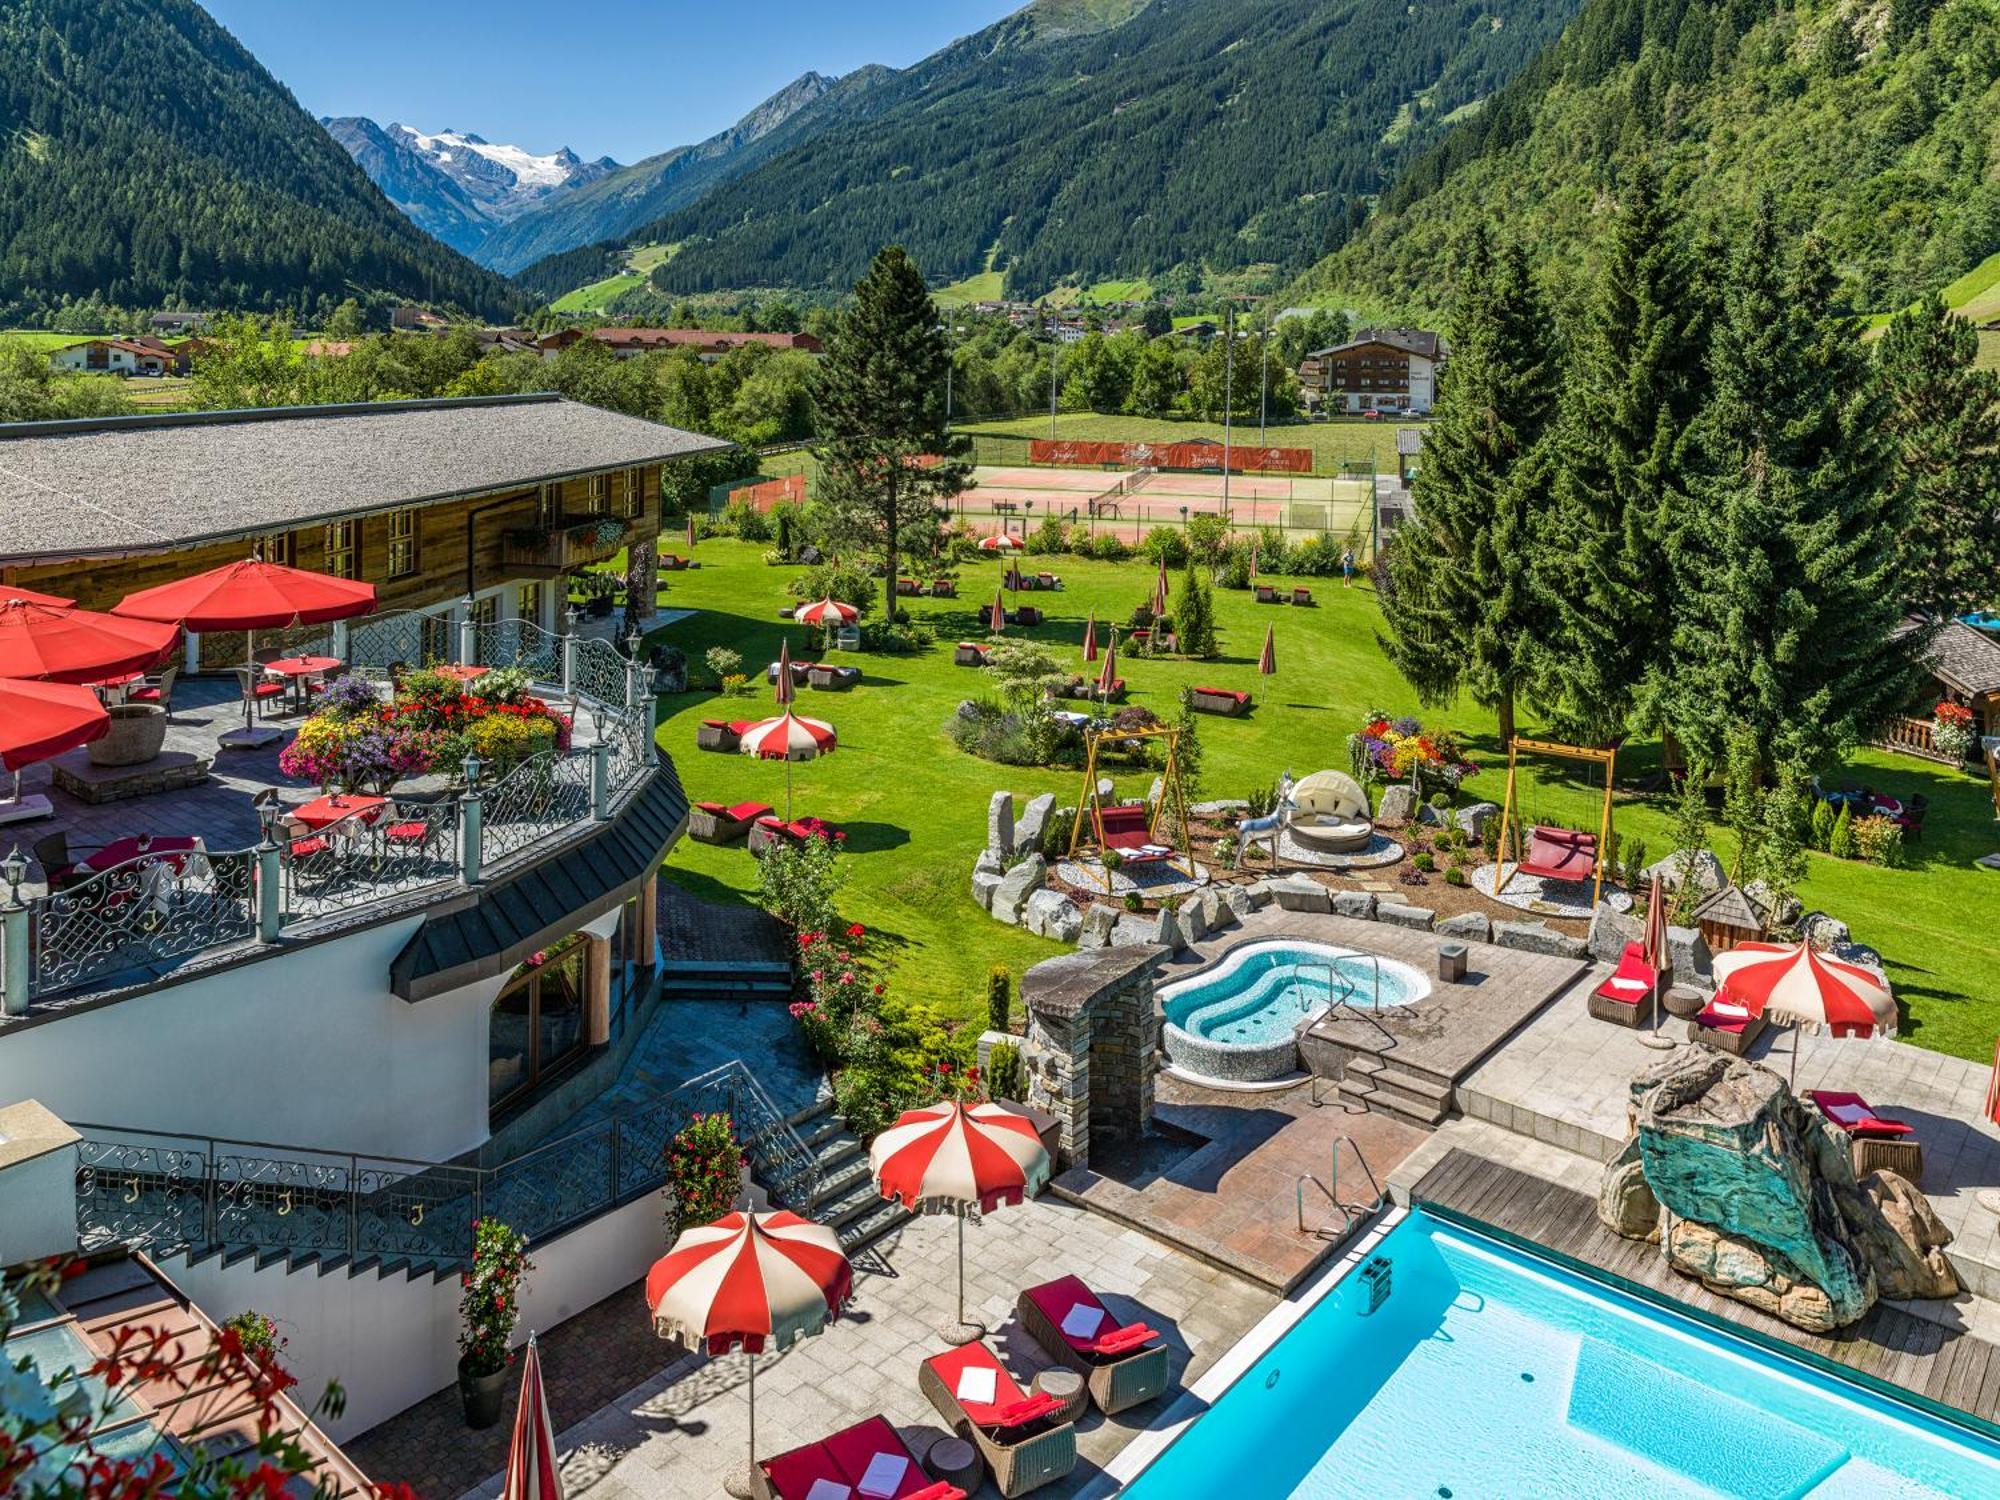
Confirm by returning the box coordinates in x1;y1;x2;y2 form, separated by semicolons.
1597;1047;1958;1332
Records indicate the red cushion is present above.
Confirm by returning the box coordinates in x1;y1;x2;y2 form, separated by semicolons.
385;821;428;841
289;837;328;858
1091;1324;1159;1356
923;1343;1026;1426
1193;686;1245;702
1695;1006;1749;1034
728;721;757;734
128;686;163;702
251;682;286;698
1023;1276;1105;1350
1807;1091;1916;1138
904;1485;965;1500
695;800;728;815
824;1417;933;1498
700;720;728;730
760;1439;845;1500
726;802;774;822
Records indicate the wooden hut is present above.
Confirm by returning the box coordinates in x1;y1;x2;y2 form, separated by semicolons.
1694;885;1766;956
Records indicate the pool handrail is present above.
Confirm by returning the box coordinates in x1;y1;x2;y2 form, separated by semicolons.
1295;1134;1388;1237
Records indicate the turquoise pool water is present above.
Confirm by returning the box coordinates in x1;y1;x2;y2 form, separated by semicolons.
1162;941;1424;1045
1125;1212;2000;1498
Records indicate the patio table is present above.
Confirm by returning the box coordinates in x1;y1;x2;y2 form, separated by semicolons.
76;834;203;875
264;654;342;712
435;663;490;683
292;793;386;831
87;670;144;704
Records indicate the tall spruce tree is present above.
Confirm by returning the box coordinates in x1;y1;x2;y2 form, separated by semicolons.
1657;202;1918;773
1876;292;2000;617
808;247;972;621
1382;228;1558;744
1536;161;1711;743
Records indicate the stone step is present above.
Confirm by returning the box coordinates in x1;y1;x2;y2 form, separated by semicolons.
1339;1062;1453;1127
812;1145;875;1205
793;1108;847;1151
812;1130;867;1176
1343;1049;1457;1097
788;1096;838;1132
817;1174;895;1232
838;1198;912;1256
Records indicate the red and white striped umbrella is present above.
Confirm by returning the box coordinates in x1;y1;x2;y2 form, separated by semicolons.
1082;611;1098;664
1096;628;1119;698
1639;871;1670;1039
1257;623;1275;677
870;1098;1050;1341
772;637;796;708
501;1333;562;1500
988;589;1006;635
647;1210;853;1495
740;711;835;761
794;597;857;628
1151;557;1170;618
978;532;1021;552
1714;941;1897;1037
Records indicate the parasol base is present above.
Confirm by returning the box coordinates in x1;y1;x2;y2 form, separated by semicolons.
723;1468;756;1499
0;794;51;826
1978;1190;2000;1216
218;725;284;751
1638;1033;1678;1051
938;1318;987;1346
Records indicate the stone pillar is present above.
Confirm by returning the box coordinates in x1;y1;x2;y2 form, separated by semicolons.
585;933;612;1046
627;536;659;622
1019;947;1164;1173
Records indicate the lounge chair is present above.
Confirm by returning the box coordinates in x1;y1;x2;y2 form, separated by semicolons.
1016;1276;1169;1415
954;642;990;667
1588;941;1660;1028
918;1342;1076;1498
1687;998;1766;1056
1188;685;1251;717
689;800;773;844
1036;572;1059;591
1254;584;1280;604
1290;587;1314;606
768;659;814;685
1514;826;1598;885
129;665;177;710
1095;804;1171;865
808;664;862;691
749;815;842;855
897;577;922;596
931;578;959;598
758;1415;965;1500
1013;605;1044;628
696;719;753;753
1808;1090;1923;1184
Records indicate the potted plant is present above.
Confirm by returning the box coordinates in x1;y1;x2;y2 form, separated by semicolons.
664;1112;746;1236
457;1218;532;1429
1933;701;1976;761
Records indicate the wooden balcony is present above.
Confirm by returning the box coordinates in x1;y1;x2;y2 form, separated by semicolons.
1873;714;1960;764
500;515;631;578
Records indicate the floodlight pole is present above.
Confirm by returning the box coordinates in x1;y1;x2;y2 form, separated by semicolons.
1222;305;1235;517
1049;329;1060;440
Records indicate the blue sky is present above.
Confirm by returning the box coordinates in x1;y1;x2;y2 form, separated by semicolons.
204;0;1014;162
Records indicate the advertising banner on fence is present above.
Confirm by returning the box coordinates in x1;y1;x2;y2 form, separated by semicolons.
1026;439;1313;474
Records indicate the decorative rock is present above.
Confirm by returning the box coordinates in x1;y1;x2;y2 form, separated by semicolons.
972;870;1003;912
1193;887;1230;935
1833;941;1886;978
988;791;1015;858
1493;920;1587;959
1332;890;1377;920
990;853;1045;925
974;848;1003;877
1015;792;1056;858
1192;799;1250;817
1667;924;1713;987
1271;876;1332;914
1078;904;1119;949
1587;905;1644;964
1221;885;1256;921
1417;801;1450;827
1377;902;1436;931
1456;801;1500;843
956;699;985;722
1241;881;1278;909
1596;1139;1661;1241
1025;889;1083;944
1437;911;1491;944
1743;879;1802;930
1152;906;1185;950
1799;911;1851;951
1176;897;1208;943
1857;1171;1959;1301
1643;848;1727;899
1377;785;1418;825
1147;777;1164;808
1110;913;1158;947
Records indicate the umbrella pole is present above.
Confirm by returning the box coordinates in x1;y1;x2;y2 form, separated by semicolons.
785;755;794;822
1640;973;1675;1051
940;1209;985;1345
725;1350;756;1499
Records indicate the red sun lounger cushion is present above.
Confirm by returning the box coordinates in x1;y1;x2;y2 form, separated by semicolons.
1592;941;1658;1008
823;1416;961;1500
1518;826;1597;883
760;1439;845;1500
924;1343;1064;1430
725;802;774;823
1807;1090;1915;1139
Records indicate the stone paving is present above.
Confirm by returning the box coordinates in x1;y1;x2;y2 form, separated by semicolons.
352;1198;1276;1500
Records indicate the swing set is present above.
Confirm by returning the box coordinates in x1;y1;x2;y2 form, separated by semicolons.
1065;723;1197;888
1494;736;1620;910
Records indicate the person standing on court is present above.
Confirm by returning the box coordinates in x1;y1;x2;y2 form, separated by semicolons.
1341;546;1356;587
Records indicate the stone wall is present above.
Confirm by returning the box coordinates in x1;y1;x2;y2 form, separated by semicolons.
1019;947;1164;1171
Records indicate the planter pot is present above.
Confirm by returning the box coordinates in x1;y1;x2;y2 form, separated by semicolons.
458;1357;509;1429
87;703;169;767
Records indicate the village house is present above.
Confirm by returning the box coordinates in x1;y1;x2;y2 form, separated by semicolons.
537;327;823;362
1877;617;2000;763
147;310;209;335
47;338;176;378
1300;327;1447;413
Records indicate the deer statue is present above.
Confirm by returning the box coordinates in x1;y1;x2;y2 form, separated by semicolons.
1236;769;1297;869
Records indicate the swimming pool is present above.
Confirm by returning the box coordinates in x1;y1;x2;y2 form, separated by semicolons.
1159;940;1428;1085
1123;1210;2000;1498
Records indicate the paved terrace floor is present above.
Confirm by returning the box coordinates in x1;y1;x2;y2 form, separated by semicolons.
348;1199;1276;1500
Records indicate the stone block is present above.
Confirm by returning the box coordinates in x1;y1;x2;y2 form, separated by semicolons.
1271;876;1331;914
990;853;1045;925
1587;905;1644;964
1110;913;1158;948
1153;906;1186;951
1799;911;1851;951
1024;889;1082;944
1456;801;1500;842
987;790;1015;858
1667;924;1713;985
1437;911;1491;944
1377;784;1418;824
972;870;1002;912
1494;920;1587;959
1438;941;1469;983
974;847;1003;877
1332;890;1377;920
1241;880;1277;909
1221;885;1255;920
1191;798;1249;816
1377;901;1435;931
1417;801;1450;826
1196;886;1233;933
1015;792;1056;858
1177;897;1208;943
1643;848;1726;899
1077;904;1118;949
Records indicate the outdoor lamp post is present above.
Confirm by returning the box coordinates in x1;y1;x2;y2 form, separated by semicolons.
2;844;29;1015
459;752;484;885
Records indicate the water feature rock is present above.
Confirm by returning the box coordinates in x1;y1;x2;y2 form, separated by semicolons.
1642;848;1727;899
1377;785;1419;824
1221;885;1256;921
990;853;1045;925
1587;906;1644;964
1597;1138;1661;1241
1437;911;1491;944
1854;1172;1958;1300
1271;876;1331;914
988;791;1015;858
1494;920;1587;959
1025;889;1082;944
1078;904;1119;949
1456;801;1500;843
1015;793;1056;858
1332;890;1377;920
1377;902;1435;931
1799;911;1851;951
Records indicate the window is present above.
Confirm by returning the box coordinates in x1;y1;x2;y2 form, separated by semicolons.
538;482;560;528
386;508;418;578
621;466;645;519
586;474;609;515
488;938;588;1113
516;582;543;626
323;519;358;579
259;530;294;567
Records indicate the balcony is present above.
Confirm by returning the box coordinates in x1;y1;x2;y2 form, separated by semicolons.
499;515;631;577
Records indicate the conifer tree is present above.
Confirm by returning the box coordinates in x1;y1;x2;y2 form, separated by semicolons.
1382;228;1558;745
1537;160;1711;744
808;247;972;621
1655;202;1918;775
1875;292;2000;617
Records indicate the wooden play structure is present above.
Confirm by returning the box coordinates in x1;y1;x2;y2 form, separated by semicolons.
1494;736;1619;910
1065;724;1197;887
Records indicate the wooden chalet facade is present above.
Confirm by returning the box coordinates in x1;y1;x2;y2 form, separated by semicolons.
0;393;726;670
1877;619;2000;765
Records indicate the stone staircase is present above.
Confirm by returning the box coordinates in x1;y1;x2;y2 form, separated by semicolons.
791;1098;911;1255
659;960;795;1004
1334;1051;1457;1127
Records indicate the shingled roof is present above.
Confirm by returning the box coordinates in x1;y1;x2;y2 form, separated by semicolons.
1916;620;2000;697
0;394;727;565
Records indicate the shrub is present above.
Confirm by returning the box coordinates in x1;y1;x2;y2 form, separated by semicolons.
758;832;845;935
1933;701;1977;760
987;966;1013;1033
719;672;751;697
1810;797;1835;853
860;618;935;654
1444;866;1468;887
1412;851;1436;871
1088;531;1132;562
1828;802;1857;860
986;1042;1026;1102
1216;539;1254;590
1122;890;1143;911
1041;803;1078;860
1024;517;1071;555
459;1219;532;1378
1252;527;1291;574
704;645;743;685
833;992;977;1137
790;558;875;615
1184;512;1229;564
469;665;534;705
665;1112;745;1235
1621;837;1650;890
1141;527;1188;567
1176;563;1218;657
221;1309;285;1366
1853;814;1903;867
468;710;558;778
724;497;771;541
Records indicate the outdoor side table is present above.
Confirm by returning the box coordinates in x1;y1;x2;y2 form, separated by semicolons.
927;1435;982;1493
1663;986;1707;1020
1852;1135;1924;1186
1438;942;1469;983
1031;1366;1088;1424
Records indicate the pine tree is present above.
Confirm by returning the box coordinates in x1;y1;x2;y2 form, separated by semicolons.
1176;561;1218;657
1382;228;1558;745
1758;767;1810;918
1537;161;1711;744
1668;760;1711;925
808;247;973;621
1875;293;2000;617
1656;202;1919;774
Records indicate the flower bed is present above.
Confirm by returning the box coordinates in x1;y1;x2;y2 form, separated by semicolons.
1933;701;1976;760
1349;711;1479;798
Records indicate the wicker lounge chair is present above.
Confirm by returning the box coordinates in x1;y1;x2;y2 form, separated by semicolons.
758;1415;966;1500
931;578;958;598
897;577;922;596
918;1342;1076;1498
1189;685;1252;717
768;659;814;685
1687;998;1766;1056
749;815;842;855
1587;941;1660;1028
1290;586;1314;606
1255;584;1280;604
697;719;753;752
1016;1276;1169;1415
954;642;990;667
1808;1090;1923;1184
1013;605;1044;627
1036;572;1059;590
808;664;862;691
689;800;774;844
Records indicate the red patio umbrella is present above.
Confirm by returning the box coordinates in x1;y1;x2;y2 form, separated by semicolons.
1714;940;1897;1083
869;1099;1051;1343
114;559;376;746
772;637;796;708
794;597;857;629
0;584;77;608
739;710;836;820
500;1333;563;1500
1257;623;1276;678
1082;611;1098;664
647;1211;852;1498
0;600;180;686
978;532;1021;553
0;678;108;821
988;589;1006;635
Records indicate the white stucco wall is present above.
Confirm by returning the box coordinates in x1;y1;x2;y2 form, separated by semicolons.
0;918;501;1163
161;1186;669;1441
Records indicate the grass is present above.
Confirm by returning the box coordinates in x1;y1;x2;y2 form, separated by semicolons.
934;269;1006;307
551;244;680;314
955;410;1394;473
648;540;2000;1060
0;329;111;352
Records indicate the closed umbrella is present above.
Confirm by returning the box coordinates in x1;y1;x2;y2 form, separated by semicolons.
1151;556;1170;619
739;710;836;820
1082;611;1098;664
686;515;697;551
1096;628;1119;709
0;678;109;824
1639;873;1674;1048
113;559;376;747
869;1099;1051;1343
1257;623;1276;678
988;589;1006;635
0;600;180;685
647;1211;853;1499
1713;940;1898;1084
500;1333;563;1500
772;637;796;709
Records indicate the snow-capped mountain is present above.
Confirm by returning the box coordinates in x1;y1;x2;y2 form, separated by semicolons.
322;117;616;257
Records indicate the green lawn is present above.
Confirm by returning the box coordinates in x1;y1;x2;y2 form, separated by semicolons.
955;410;1394;474
0;329;109;352
551;244;681;314
649;541;2000;1060
934;269;1006;307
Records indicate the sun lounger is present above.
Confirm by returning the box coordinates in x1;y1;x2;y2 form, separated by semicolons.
758;1415;967;1500
954;642;990;667
1808;1090;1923;1183
689;800;774;844
918;1342;1076;1498
1290;587;1314;606
808;664;862;691
750;815;844;855
1036;572;1059;590
1687;998;1766;1056
1016;1276;1169;1414
1188;685;1251;717
1012;606;1044;627
1588;941;1660;1028
931;578;958;598
697;719;755;752
768;659;814;685
1254;584;1280;604
897;577;922;596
